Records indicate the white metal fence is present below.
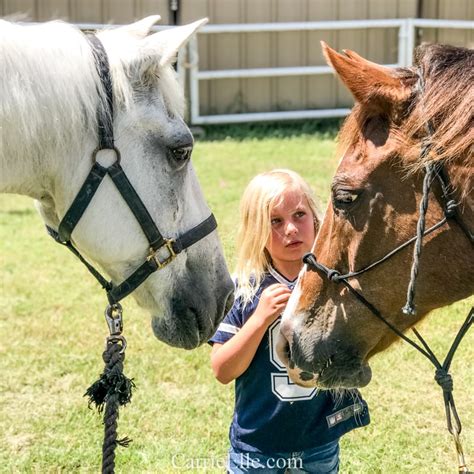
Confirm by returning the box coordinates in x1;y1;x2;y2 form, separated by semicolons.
71;18;473;125
187;18;474;125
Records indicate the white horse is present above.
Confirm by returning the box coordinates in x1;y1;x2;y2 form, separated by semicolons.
0;16;234;349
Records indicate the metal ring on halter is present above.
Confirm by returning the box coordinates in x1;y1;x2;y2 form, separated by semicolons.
92;146;121;166
106;335;127;354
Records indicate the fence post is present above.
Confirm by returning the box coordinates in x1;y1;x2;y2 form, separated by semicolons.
398;20;408;66
406;18;416;66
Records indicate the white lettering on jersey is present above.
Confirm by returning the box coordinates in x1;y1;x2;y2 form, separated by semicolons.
268;320;317;402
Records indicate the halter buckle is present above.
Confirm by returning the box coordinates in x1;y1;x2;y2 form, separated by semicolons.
147;239;176;269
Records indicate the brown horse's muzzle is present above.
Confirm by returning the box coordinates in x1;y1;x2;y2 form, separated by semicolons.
277;318;372;389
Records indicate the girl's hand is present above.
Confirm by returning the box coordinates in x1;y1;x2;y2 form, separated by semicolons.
211;283;292;384
253;283;292;326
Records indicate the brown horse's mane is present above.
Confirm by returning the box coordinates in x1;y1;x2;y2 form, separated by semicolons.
337;43;473;171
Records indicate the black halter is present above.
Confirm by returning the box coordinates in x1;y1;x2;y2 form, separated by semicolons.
46;35;217;306
42;34;220;472
303;72;473;473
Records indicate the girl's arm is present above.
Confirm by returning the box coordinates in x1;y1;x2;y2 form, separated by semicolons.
211;283;291;384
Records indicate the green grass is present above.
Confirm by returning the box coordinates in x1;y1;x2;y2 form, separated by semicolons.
0;124;472;473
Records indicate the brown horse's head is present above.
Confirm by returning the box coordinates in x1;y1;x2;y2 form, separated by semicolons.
277;42;474;389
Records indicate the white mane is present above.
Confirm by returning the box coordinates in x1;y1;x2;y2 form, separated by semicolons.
0;20;184;171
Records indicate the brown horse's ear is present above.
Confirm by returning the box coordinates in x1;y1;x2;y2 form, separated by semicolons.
321;41;411;105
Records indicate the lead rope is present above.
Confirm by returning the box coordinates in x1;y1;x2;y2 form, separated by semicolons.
303;253;473;473
402;162;436;315
84;304;135;473
403;67;442;316
83;35;134;474
412;310;473;474
393;69;472;471
400;163;471;471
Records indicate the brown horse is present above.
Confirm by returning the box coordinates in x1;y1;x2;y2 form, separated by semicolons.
277;42;473;389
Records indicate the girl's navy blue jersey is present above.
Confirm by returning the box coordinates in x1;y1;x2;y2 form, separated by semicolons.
210;267;370;453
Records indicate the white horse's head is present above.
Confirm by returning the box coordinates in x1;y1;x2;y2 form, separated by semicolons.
0;17;234;349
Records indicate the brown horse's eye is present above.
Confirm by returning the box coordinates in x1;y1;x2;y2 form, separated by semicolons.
332;189;360;210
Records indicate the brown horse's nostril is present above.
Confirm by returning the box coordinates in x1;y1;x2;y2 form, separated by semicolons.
288;347;295;369
300;371;314;381
276;332;293;369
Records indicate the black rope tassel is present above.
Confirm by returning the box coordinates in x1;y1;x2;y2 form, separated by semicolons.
85;339;135;474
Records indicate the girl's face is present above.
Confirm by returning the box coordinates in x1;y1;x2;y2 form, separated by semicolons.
266;188;316;277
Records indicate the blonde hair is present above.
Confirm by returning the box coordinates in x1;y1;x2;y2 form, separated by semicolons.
235;169;320;306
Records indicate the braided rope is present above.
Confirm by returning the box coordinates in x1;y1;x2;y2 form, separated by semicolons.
402;67;439;316
85;340;135;474
402;163;436;315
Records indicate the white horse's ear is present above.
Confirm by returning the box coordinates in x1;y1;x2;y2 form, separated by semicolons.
115;15;161;39
144;18;208;67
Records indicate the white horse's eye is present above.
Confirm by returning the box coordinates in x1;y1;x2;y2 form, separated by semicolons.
170;146;192;162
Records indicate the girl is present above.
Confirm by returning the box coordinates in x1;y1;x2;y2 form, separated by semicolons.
210;169;370;473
